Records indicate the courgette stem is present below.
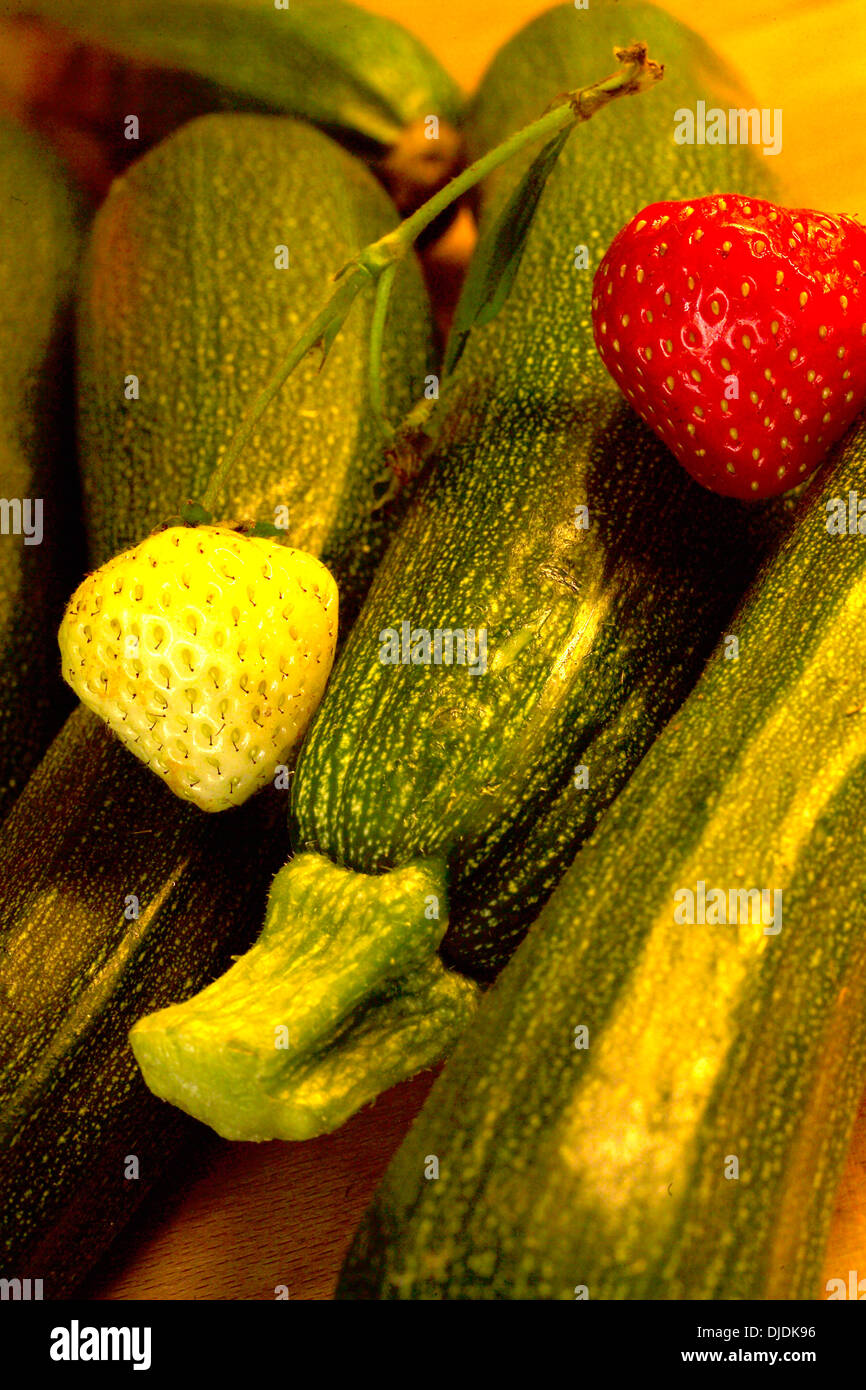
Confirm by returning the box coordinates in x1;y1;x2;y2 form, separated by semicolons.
129;853;478;1140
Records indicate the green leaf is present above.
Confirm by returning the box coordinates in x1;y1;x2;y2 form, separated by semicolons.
444;126;572;377
180;500;212;526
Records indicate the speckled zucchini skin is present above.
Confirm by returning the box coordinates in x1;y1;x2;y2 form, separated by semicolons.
0;115;432;1297
292;1;785;974
0;117;83;819
338;413;866;1300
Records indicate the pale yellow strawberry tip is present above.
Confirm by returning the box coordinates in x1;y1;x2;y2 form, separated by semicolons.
58;525;338;811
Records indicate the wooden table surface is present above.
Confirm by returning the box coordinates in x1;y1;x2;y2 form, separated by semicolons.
73;0;866;1300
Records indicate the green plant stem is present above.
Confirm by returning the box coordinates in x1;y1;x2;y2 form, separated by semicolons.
204;41;663;510
368;260;397;438
372;41;662;269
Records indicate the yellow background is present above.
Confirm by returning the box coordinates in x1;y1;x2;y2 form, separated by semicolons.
369;0;866;215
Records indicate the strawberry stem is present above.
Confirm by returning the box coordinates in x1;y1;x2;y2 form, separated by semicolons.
205;41;664;509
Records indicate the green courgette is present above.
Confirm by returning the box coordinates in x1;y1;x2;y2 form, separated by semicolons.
0;116;83;820
77;111;429;621
130;1;795;1142
338;410;866;1300
0;114;432;1298
5;0;463;209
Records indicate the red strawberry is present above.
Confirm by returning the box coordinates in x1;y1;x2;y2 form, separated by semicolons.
592;195;866;499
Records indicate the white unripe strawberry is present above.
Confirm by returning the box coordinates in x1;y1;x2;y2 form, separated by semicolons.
58;524;338;811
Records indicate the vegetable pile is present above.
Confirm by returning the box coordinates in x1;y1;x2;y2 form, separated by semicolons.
1;0;865;1303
